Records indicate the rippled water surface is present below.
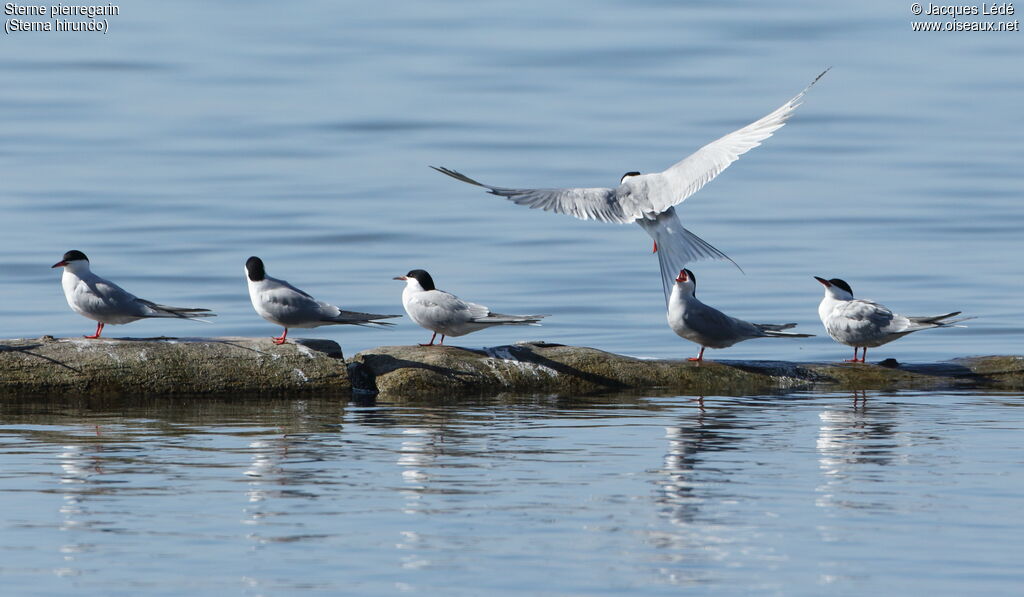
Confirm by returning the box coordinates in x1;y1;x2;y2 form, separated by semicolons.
4;1;1024;594
3;0;1022;360
2;392;1023;595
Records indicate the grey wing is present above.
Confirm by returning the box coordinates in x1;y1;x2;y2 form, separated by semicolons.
262;278;331;318
431;166;632;224
462;300;492;320
642;69;828;214
410;290;476;326
832;299;905;336
270;276;316;300
685;302;761;344
82;277;150;317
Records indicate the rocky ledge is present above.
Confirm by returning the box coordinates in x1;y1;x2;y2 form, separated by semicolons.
0;336;347;396
352;342;1023;399
2;337;1022;399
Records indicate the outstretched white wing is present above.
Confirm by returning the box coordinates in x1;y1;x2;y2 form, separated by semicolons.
638;69;829;215
433;70;827;222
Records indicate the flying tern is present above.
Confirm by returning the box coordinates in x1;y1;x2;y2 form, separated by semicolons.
52;250;215;339
245;256;400;345
815;276;970;363
432;69;828;303
394;269;548;346
668;268;812;362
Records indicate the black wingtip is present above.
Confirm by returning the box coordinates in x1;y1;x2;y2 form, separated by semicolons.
430;166;488;188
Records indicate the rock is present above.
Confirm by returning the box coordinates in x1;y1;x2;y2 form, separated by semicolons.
0;336;348;396
349;342;1024;400
3;338;1020;400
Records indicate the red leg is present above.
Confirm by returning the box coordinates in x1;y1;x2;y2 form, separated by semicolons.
272;328;289;345
652;240;658;254
419;332;437;347
845;347;861;362
438;334;446;346
687;347;705;362
861;347;868;363
84;322;104;339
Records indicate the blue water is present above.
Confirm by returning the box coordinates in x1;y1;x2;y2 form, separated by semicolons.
3;0;1021;361
2;391;1024;596
3;1;1024;594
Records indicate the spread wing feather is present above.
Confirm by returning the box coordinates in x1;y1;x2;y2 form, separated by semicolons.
431;167;630;224
648;69;828;214
432;70;828;223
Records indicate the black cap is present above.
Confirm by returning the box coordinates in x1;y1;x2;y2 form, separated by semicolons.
829;278;853;294
62;250;88;262
245;256;266;282
406;269;435;291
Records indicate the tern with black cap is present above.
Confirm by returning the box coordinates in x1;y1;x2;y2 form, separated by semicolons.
815;276;970;363
245;256;400;345
51;250;215;339
668;268;812;362
394;269;548;346
431;69;828;303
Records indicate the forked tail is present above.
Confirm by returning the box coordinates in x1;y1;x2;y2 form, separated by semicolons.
907;311;974;330
139;300;217;322
639;208;741;304
326;311;401;327
754;322;814;338
473;313;549;326
762;330;815;338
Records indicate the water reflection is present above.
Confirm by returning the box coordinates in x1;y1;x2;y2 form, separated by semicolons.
1;392;1022;594
56;442;102;579
649;397;769;585
398;426;436;513
815;391;909;512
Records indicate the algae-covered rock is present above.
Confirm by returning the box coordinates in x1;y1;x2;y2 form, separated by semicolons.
349;342;1024;400
952;355;1024;388
0;336;348;396
3;337;1021;400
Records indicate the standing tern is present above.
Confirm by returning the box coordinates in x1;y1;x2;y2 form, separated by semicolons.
815;276;970;363
394;269;548;346
668;269;812;362
245;256;400;345
52;250;215;339
432;69;828;303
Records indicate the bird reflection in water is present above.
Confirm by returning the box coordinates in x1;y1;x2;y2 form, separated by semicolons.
815;391;904;513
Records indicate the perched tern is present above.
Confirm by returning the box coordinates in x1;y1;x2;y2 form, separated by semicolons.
668;269;812;362
245;256;400;345
394;269;548;346
52;250;215;339
815;276;970;363
432;69;828;303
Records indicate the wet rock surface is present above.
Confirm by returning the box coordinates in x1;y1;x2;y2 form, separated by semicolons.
349;342;1024;400
0;336;348;396
2;338;1021;399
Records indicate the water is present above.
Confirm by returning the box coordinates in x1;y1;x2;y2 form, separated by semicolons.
3;1;1024;594
2;0;1021;360
1;391;1023;595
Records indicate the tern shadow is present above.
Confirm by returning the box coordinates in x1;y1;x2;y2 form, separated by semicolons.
0;342;84;374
